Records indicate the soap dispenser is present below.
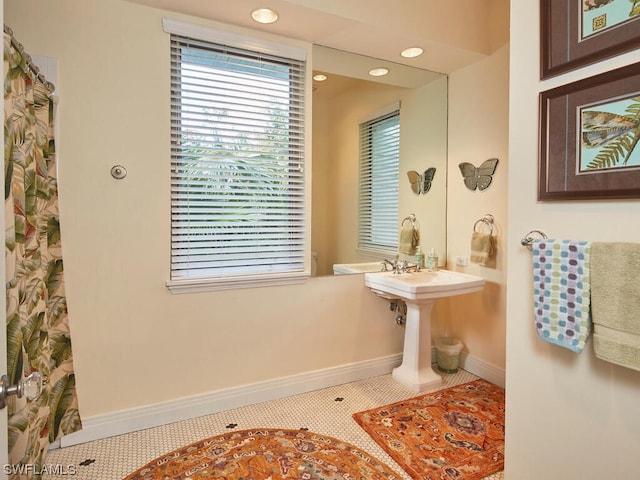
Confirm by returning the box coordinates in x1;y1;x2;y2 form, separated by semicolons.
415;246;425;268
426;248;439;271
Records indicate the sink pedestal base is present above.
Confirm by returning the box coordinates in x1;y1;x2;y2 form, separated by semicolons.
365;269;485;391
392;300;442;392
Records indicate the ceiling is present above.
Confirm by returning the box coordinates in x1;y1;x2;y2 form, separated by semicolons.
124;0;510;74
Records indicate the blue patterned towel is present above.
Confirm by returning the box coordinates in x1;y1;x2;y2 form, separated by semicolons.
532;239;591;353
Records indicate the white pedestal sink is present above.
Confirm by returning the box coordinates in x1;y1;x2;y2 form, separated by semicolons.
364;269;485;392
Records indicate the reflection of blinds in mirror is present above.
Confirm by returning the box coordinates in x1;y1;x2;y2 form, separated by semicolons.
358;110;400;254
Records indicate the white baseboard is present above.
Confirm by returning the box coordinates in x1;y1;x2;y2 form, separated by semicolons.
59;350;505;448
427;347;505;387
457;350;506;388
60;353;403;447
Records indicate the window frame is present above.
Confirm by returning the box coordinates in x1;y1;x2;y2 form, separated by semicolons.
163;19;311;294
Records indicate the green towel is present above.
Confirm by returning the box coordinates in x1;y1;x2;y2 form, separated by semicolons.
399;226;419;255
470;231;496;266
591;242;640;372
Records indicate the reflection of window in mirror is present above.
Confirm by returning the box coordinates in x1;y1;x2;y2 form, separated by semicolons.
358;108;400;255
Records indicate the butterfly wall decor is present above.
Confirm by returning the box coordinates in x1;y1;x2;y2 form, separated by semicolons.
407;167;436;194
458;158;499;191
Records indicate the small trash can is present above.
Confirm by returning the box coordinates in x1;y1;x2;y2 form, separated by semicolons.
435;337;463;373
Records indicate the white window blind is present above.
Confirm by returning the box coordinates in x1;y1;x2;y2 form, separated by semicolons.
358;110;400;253
169;32;306;286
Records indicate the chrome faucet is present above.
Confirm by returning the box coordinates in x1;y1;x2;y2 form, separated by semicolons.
404;261;421;273
381;258;421;274
381;259;397;272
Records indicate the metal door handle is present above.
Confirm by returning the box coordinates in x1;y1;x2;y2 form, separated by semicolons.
0;372;42;409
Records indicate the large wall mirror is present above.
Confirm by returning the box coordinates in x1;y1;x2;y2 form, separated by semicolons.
311;46;448;276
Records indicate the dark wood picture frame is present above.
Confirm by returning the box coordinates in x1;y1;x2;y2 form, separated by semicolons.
540;0;640;79
538;62;640;201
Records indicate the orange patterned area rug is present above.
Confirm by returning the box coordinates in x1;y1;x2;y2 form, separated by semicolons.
122;428;401;480
353;379;505;480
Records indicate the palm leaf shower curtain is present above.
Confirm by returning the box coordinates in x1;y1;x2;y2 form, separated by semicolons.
4;28;82;472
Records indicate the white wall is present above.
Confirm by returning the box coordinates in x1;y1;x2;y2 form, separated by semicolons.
506;3;640;478
4;0;403;420
446;43;509;377
397;78;448;267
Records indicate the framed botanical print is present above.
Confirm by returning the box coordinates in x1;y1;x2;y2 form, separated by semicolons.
538;62;640;200
540;0;640;79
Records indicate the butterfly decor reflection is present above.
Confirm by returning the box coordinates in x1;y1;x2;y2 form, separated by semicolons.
458;158;499;191
407;167;436;195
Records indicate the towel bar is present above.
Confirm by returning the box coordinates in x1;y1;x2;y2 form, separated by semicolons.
402;213;417;228
520;230;548;250
473;214;494;235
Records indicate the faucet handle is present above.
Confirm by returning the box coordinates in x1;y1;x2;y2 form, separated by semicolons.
381;259;394;271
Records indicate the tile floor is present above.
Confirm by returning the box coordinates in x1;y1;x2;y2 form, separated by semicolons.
45;370;504;480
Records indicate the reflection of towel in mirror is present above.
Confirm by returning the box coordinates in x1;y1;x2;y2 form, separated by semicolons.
470;232;496;266
399;226;419;255
591;242;640;372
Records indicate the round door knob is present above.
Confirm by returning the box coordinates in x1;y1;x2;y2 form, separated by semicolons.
0;371;43;409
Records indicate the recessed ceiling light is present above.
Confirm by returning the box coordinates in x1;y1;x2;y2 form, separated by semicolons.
313;74;328;81
401;47;424;58
251;8;279;24
368;68;389;77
